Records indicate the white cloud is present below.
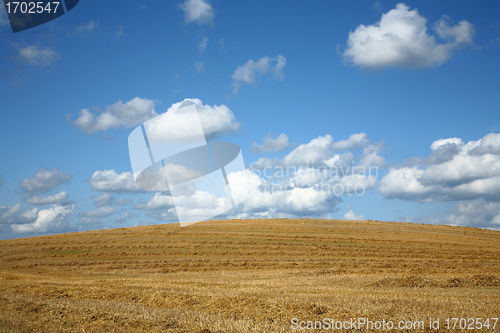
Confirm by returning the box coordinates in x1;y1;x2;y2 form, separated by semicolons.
0;204;21;224
249;133;383;181
172;191;232;223
145;98;240;142
16;44;60;67
232;55;286;93
343;3;474;69
20;207;39;222
442;199;500;229
331;133;369;150
69;97;158;134
115;25;124;38
20;168;72;193
199;37;209;51
251;133;291;153
79;206;118;218
153;168;339;222
73;21;98;35
11;204;75;233
92;192;115;207
24;191;69;205
470;133;500;155
88;170;148;193
344;206;365;220
180;0;214;25
70;98;239;141
194;60;205;73
114;212;139;224
430;137;464;151
325;152;354;169
134;193;174;210
0;205;42;225
249;157;279;171
144;130;384;221
380;133;500;202
232;170;341;218
283;135;334;166
359;142;386;167
291;167;329;188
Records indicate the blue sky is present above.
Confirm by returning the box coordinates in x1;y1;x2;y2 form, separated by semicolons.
1;0;499;239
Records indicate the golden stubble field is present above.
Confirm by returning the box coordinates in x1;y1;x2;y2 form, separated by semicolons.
0;218;499;332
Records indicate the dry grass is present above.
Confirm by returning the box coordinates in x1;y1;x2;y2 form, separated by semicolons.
0;218;499;332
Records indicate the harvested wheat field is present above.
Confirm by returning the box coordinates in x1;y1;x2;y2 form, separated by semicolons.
0;218;499;332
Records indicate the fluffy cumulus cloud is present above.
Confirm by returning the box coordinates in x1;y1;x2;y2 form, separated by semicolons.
10;204;75;233
88;170;147;193
147;168;344;222
331;133;370;151
344;206;365;220
134;193;174;210
250;157;279;171
281;133;375;167
181;0;214;25
20;168;72;193
0;204;22;224
251;133;291;153
24;191;69;205
145;98;240;142
380;133;500;202
442;199;500;229
20;207;39;223
343;3;474;69
232;170;341;218
69;97;158;134
127;132;385;223
211;134;382;220
70;98;240;141
249;133;382;186
360;141;386;167
16;44;60;67
283;135;334;166
232;55;286;93
0;204;42;226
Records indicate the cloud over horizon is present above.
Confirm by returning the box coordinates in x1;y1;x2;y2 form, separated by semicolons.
381;133;500;202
